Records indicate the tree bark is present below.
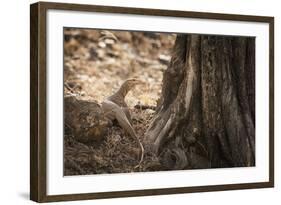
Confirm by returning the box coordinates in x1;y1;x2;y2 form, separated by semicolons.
144;34;255;170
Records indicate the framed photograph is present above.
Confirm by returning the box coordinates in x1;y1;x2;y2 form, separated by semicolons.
30;1;274;202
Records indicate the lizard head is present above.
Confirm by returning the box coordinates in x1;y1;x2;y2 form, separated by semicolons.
124;78;145;89
117;78;145;98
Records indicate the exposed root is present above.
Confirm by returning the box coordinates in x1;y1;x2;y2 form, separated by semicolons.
134;141;144;169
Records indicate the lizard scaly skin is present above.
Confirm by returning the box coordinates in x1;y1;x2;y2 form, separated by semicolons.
101;79;144;167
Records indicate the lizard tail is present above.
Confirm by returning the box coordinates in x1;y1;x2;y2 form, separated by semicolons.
102;100;145;167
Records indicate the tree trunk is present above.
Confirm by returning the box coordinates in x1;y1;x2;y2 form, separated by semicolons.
144;34;255;170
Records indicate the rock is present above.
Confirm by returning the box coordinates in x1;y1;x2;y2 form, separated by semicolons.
64;96;110;143
145;109;155;115
158;54;171;65
99;31;118;42
104;38;115;45
114;31;132;42
98;41;106;48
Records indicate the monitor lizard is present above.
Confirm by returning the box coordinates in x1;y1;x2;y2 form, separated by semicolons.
101;78;145;168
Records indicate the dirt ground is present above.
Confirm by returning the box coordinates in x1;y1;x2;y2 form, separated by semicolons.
63;28;176;175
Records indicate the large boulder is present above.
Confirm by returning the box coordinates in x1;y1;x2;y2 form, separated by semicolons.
64;96;110;143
